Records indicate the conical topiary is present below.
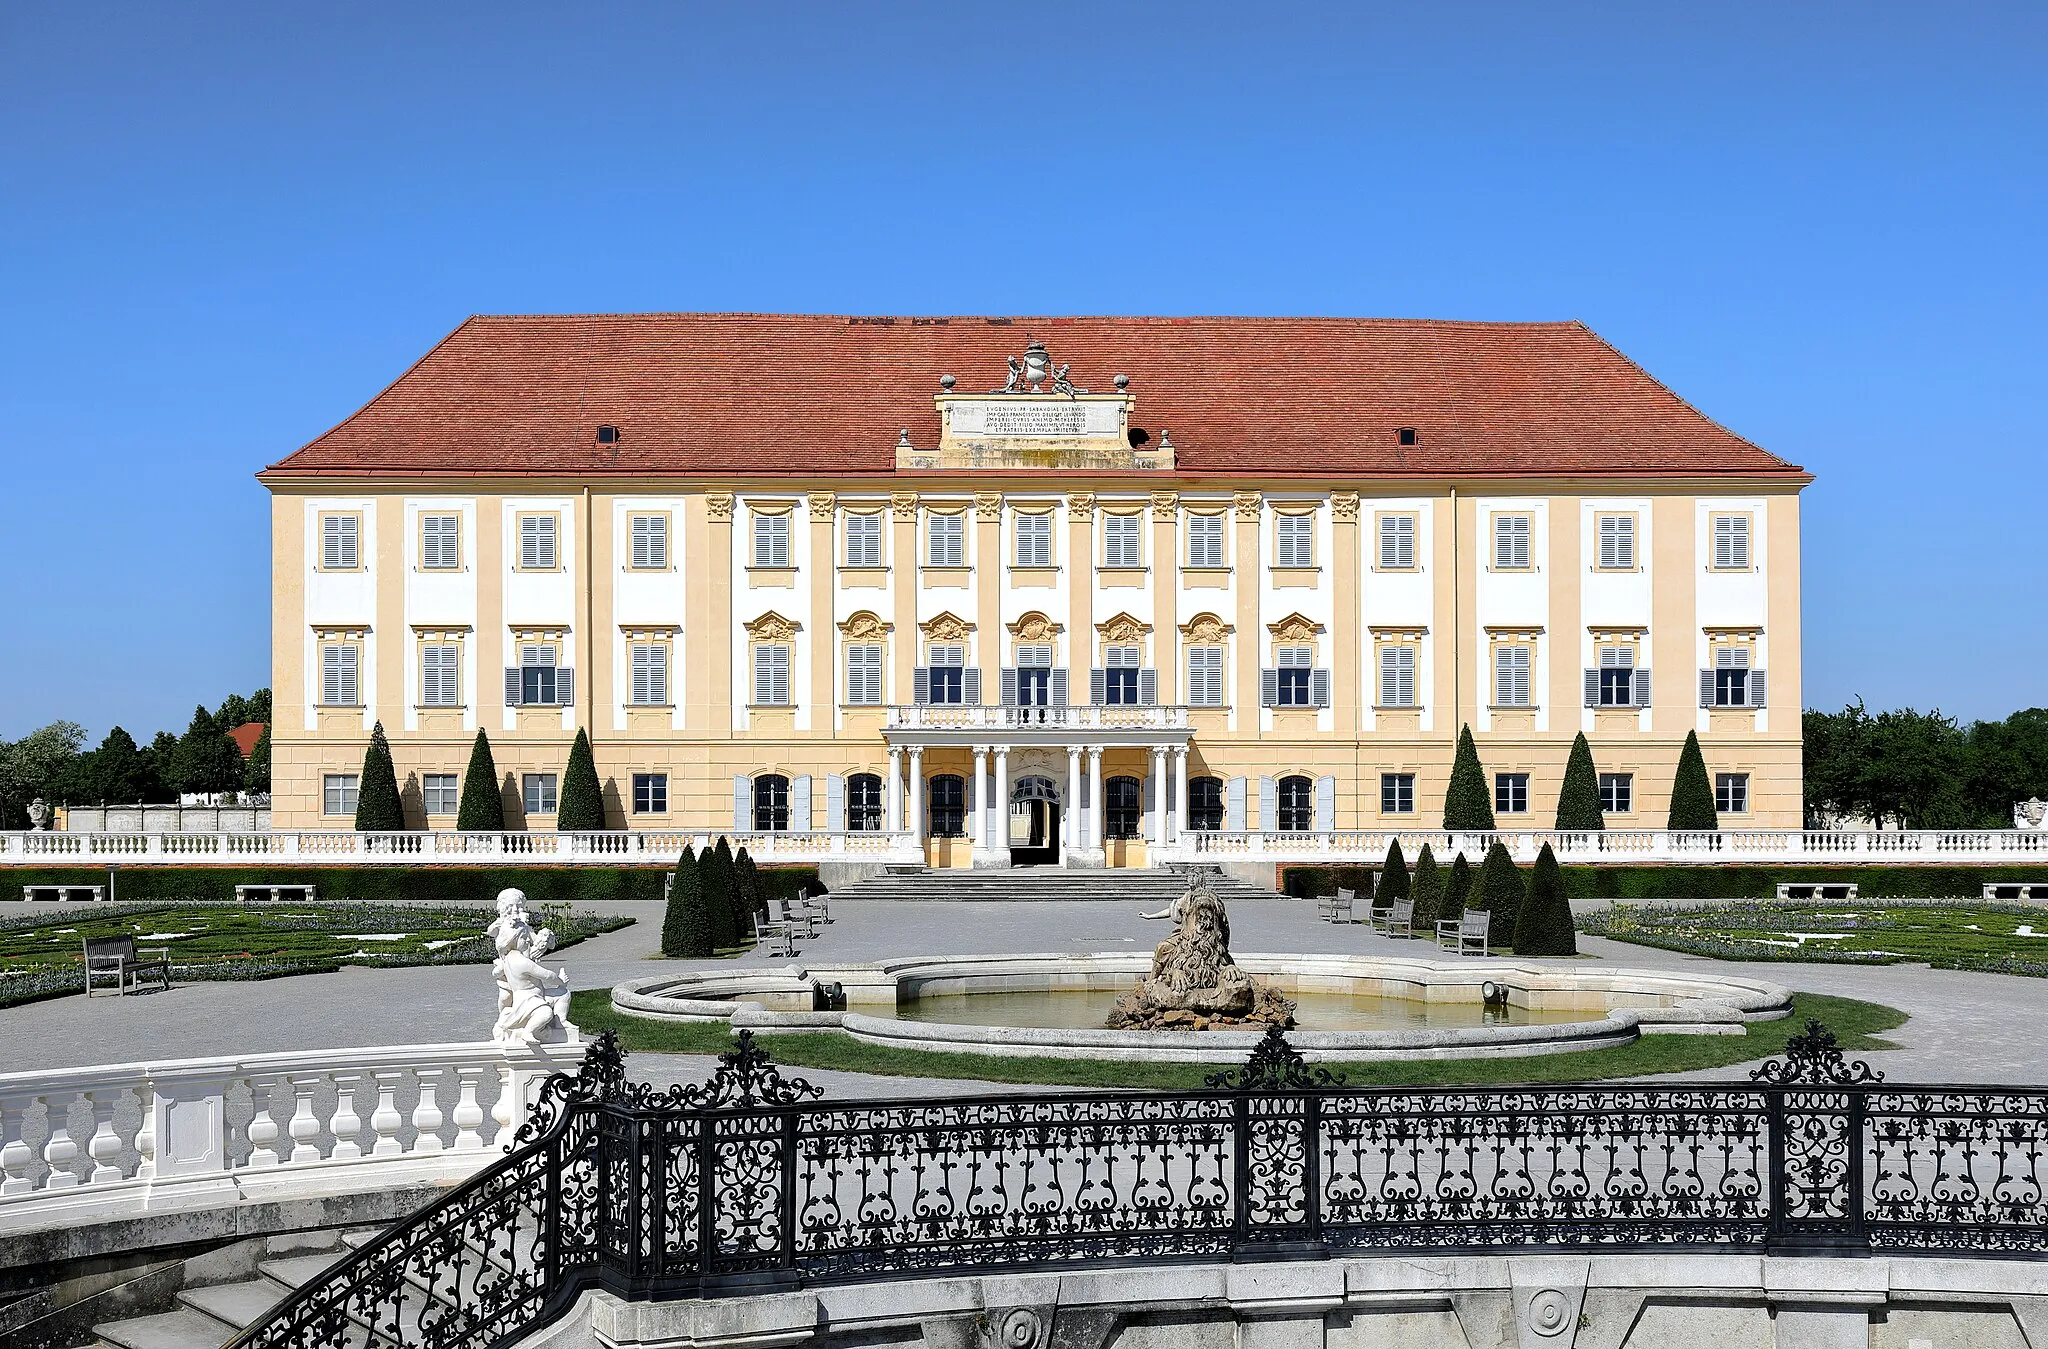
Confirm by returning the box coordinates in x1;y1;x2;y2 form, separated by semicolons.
735;847;765;922
354;722;406;831
701;836;739;951
556;729;606;831
1475;842;1524;946
456;730;505;831
1555;732;1604;831
1410;844;1443;930
1377;839;1409;909
1667;730;1720;831
661;847;711;958
1514;842;1578;956
1443;725;1496;830
1442;853;1472;924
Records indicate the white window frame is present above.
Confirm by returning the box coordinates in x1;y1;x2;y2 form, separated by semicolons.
1186;514;1225;568
322;774;359;817
1712;514;1752;570
517;514;558;571
1494;643;1533;707
629;514;669;570
1378;644;1417;708
1715;772;1750;814
1377;513;1416;569
420;514;460;571
753;643;791;706
1274;513;1314;568
927;513;965;567
1102;514;1142;568
845;643;884;706
752;512;791;568
419;642;461;708
1598;772;1633;814
319;513;361;571
629;641;669;706
522;773;558;816
1493;514;1532;570
632;773;669;814
1495;772;1530;815
1014;512;1053;567
1595;514;1636;570
844;512;883;567
319;641;360;707
422;774;459;815
1186;646;1224;707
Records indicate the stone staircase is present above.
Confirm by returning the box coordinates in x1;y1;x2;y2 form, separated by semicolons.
87;1230;377;1349
831;865;1274;904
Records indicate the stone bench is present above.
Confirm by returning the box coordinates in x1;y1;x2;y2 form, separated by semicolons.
1985;883;2048;902
235;883;319;904
1777;882;1858;902
20;884;103;903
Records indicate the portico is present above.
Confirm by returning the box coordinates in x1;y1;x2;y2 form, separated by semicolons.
882;705;1192;868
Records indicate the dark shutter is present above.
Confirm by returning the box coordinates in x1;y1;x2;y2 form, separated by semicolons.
1583;669;1600;707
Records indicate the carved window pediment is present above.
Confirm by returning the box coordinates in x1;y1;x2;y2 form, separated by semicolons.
1006;611;1064;642
919;611;974;642
1267;612;1324;643
1180;612;1234;644
1096;611;1152;644
838;611;892;641
744;611;801;642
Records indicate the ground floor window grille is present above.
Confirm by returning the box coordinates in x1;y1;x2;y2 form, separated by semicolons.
1187;776;1224;831
753;774;790;831
847;772;883;830
928;773;966;837
1104;775;1143;839
1276;774;1313;831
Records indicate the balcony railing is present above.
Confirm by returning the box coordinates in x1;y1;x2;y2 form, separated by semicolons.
885;703;1190;732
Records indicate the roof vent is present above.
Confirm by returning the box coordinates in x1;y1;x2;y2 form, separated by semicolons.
1396;427;1419;447
596;425;621;445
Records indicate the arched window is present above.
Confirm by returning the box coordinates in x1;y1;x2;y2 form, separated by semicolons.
928;774;966;838
1105;775;1143;839
1276;775;1313;832
1188;776;1225;832
753;775;790;831
846;773;883;831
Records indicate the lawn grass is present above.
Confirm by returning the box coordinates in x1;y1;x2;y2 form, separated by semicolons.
1583;901;2048;978
570;988;1907;1091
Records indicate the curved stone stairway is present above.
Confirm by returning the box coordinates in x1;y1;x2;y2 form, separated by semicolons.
85;1230;377;1349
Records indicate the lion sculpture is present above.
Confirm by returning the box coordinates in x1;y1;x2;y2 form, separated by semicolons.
1106;877;1295;1030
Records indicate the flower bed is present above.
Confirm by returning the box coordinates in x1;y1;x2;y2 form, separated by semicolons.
1582;900;2048;976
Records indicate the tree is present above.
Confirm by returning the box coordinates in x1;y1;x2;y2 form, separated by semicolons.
1443;725;1495;830
662;846;711;957
701;837;739;951
1474;842;1524;944
456;731;505;831
354;722;406;831
1409;844;1443;930
1967;708;2048;827
1514;842;1577;956
1555;732;1604;831
1442;853;1473;925
1667;731;1719;831
243;726;271;794
167;705;243;797
0;721;86;826
69;727;157;804
1377;839;1409;909
556;729;606;831
215;688;271;731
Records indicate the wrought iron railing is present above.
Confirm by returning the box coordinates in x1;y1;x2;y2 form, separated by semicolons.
227;1022;2048;1349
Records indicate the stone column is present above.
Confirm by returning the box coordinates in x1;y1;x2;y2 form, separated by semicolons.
993;746;1011;864
1173;746;1190;845
886;746;904;832
1087;747;1104;854
907;748;925;850
1064;745;1082;855
1149;746;1168;847
968;746;988;849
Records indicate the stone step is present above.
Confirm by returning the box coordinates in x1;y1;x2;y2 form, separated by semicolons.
256;1250;355;1289
94;1308;241;1349
176;1280;289;1331
833;869;1274;902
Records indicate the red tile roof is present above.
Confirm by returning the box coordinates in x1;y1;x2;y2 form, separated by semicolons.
263;314;1805;482
227;722;266;757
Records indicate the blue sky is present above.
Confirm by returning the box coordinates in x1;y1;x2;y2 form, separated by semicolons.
1;2;2042;741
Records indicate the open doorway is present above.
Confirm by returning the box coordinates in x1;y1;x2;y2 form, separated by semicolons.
1008;775;1062;866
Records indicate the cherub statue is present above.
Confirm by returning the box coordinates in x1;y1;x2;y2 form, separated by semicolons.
488;888;577;1046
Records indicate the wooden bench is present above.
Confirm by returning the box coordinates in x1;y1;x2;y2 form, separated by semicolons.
1370;897;1415;937
1777;883;1858;902
22;885;103;903
84;936;171;997
753;900;799;958
1985;883;2048;902
1319;887;1355;923
1437;910;1491;955
235;884;319;904
796;888;832;927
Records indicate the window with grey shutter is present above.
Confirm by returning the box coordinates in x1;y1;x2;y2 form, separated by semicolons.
927;513;964;566
1698;668;1717;708
844;512;882;566
1102;645;1142;705
1378;514;1415;569
1632;667;1652;706
421;514;459;569
1186;514;1224;568
1014;513;1051;566
1494;645;1532;706
1584;668;1602;707
515;643;560;706
1138;668;1158;705
1275;513;1314;568
630;515;668;569
1187;647;1223;706
1050;667;1069;706
962;667;981;704
420;643;460;707
321;515;360;570
1310;669;1331;707
792;775;813;831
1712;645;1752;707
1089;668;1106;705
504;665;522;707
1258;776;1278;831
1595;644;1638;706
1596;514;1635;569
1493;514;1531;569
1314;776;1336;832
753;644;790;705
320;642;359;706
733;775;750;831
1712;514;1751;569
630;643;668;705
752;513;790;568
845;644;882;705
825;774;846;831
1260;668;1280;707
913;667;930;705
1379;645;1416;707
1224;776;1246;831
555;667;575;706
518;515;557;570
1103;514;1141;568
1748;669;1767;707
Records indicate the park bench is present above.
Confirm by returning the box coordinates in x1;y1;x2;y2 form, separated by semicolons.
795;888;832;927
1320;887;1355;923
1985;883;2048;902
752;900;800;958
84;935;172;997
21;885;102;903
1777;883;1858;902
1370;897;1415;937
1438;910;1491;955
235;884;319;904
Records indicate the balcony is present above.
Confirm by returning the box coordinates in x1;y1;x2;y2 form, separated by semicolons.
884;703;1191;740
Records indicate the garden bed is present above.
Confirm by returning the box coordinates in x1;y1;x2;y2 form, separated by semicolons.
1582;900;2048;976
0;902;634;1008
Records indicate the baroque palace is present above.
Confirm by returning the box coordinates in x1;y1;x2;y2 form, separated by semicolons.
262;314;1808;866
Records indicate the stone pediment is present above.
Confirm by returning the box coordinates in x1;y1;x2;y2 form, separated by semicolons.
898;340;1173;473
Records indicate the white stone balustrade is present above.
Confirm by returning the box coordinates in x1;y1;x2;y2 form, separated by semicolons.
0;1041;581;1232
0;829;918;867
1179;827;2048;866
885;704;1190;733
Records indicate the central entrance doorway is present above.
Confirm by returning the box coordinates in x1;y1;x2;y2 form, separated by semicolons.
1008;775;1062;867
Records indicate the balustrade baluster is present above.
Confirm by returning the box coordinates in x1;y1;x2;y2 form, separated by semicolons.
328;1072;364;1160
0;1097;35;1194
451;1067;485;1151
369;1072;405;1155
285;1075;323;1163
84;1089;123;1184
41;1094;80;1189
411;1069;446;1154
132;1082;157;1180
245;1076;284;1166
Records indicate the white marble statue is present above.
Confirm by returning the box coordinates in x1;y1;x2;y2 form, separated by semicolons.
25;798;48;831
2017;799;2048;831
488;888;578;1047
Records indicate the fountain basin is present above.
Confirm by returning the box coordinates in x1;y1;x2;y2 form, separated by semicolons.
612;953;1792;1063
